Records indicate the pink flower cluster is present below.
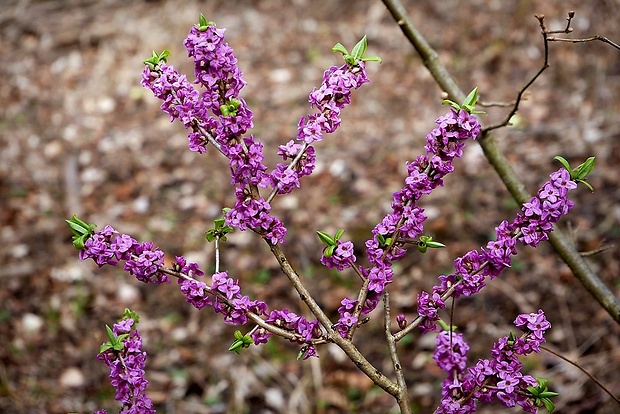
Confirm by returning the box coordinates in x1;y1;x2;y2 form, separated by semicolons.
80;225;169;284
417;167;578;333
334;109;482;337
435;310;551;413
96;318;155;414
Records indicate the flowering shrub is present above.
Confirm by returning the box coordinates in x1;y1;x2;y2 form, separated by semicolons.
66;13;599;414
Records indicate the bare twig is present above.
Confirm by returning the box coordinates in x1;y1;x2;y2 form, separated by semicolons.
381;0;620;324
478;99;518;108
546;11;620;51
548;34;620;51
541;345;620;406
214;236;220;273
482;14;552;133
580;244;615;257
384;291;411;414
484;11;619;133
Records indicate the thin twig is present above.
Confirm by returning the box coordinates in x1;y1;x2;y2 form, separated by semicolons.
548;34;620;51
484;11;619;133
541;345;620;406
478;99;518;108
384;291;411;414
214;236;220;273
482;14;550;133
580;244;615;257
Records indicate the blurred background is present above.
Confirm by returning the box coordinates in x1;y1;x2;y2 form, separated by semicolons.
1;0;619;412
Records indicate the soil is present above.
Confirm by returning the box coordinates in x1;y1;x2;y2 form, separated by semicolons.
0;0;619;413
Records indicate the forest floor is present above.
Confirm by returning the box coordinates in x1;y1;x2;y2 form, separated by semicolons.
1;0;619;413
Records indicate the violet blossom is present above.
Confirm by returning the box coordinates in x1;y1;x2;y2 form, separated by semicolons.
97;317;155;414
435;310;552;413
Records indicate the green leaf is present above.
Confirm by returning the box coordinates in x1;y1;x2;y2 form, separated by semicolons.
362;54;382;63
242;335;253;346
206;212;234;243
205;230;216;242
296;346;310;360
334;229;345;241
66;216;90;235
574;156;595;180
324;245;335;258
554;156;596;191
99;342;113;353
442;99;461;111
114;334;129;350
159;49;170;61
105;325;116;343
527;378;558;412
554;156;572;172
351;36;368;61
332;36;381;65
66;215;96;248
419;235;446;250
441;88;485;114
197;14;215;31
507;331;517;346
229;339;243;354
143;50;171;68
331;42;349;56
542;398;555;412
229;331;252;354
462;87;479;108
579;180;594;192
317;230;335;246
220;100;239;117
122;308;140;324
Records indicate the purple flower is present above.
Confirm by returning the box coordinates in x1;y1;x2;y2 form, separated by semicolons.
366;265;393;293
523;198;542;217
264;309;322;353
179;278;211;310
174;256;205;278
211;271;241;300
421;168;578;328
141;63;209;153
320;240;356;271
445;310;552;412
434;331;470;373
124;242;169;284
251;328;272;345
297;62;369;144
359;109;481;317
416;290;445;322
270;164;300;194
514;309;551;345
97;317;154;413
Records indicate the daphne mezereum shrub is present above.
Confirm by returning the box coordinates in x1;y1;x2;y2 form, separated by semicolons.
67;14;596;414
